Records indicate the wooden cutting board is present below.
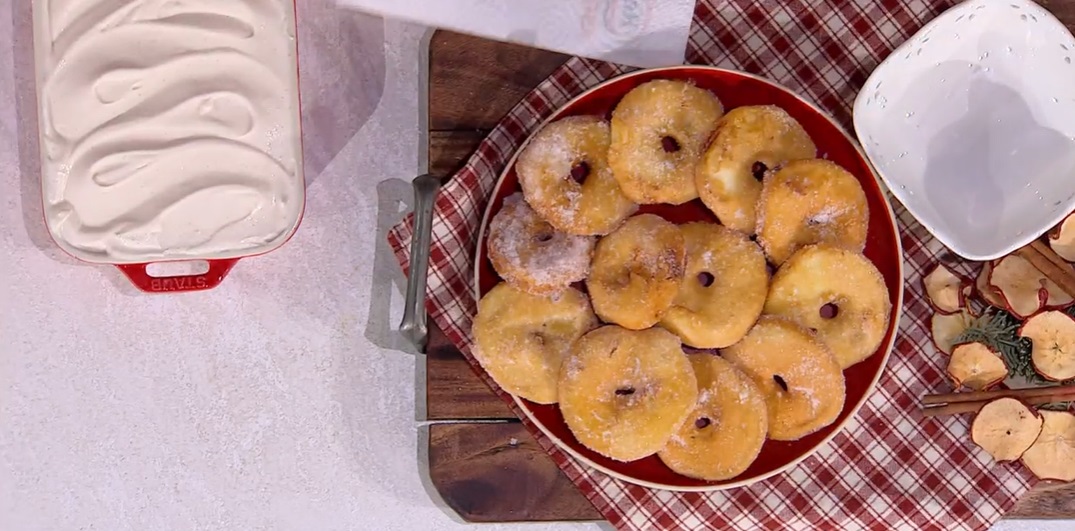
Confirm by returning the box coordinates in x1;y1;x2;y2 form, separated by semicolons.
422;27;1075;523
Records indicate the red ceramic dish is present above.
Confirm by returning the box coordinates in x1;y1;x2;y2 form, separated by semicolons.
473;66;904;491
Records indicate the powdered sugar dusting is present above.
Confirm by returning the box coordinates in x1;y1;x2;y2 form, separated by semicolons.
564;354;584;382
737;385;751;404
515;116;636;234
696;105;815;233
808;204;849;225
697;389;712;405
609;80;723;204
558;327;697;461
488;192;594;294
518;131;575;214
756;159;868;264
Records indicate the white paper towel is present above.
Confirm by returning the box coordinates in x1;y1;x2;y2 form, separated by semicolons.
334;0;696;67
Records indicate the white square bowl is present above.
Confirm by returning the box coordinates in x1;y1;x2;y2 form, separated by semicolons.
853;0;1075;260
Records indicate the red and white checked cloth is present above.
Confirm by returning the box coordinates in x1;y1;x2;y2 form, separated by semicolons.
388;1;1038;529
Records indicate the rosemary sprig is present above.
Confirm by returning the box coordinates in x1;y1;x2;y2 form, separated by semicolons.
953;309;1035;380
954;308;1073;410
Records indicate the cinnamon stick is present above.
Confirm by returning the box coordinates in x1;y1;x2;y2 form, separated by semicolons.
1031;239;1071;271
1015;241;1075;299
921;393;1074;418
922;384;1075;406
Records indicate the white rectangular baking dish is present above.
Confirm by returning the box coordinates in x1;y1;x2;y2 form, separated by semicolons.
31;0;306;291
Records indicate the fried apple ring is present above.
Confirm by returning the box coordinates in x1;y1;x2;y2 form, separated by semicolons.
658;353;768;481
608;80;724;204
722;316;845;441
755;158;869;266
516;115;638;235
587;214;687;329
559;326;698;462
471;282;598;404
764;244;892;369
659;222;768;348
487;193;595;296
695;105;815;233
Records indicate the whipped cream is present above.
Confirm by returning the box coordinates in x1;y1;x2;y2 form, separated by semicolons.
33;0;305;264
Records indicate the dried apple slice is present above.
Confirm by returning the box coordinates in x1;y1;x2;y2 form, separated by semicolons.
1019;310;1075;381
990;255;1048;318
976;261;1007;308
931;310;976;356
1021;410;1075;481
923;264;968;314
1045;282;1075;310
1042;262;1075;310
970;397;1044;462
947;341;1009;390
1049;212;1075;262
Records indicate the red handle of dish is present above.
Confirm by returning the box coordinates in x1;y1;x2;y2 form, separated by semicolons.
116;259;240;293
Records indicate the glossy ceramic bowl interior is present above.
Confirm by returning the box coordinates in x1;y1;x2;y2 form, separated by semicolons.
854;0;1075;260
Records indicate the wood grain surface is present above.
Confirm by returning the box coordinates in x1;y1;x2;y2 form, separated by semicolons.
428;130;486;177
429;423;602;522
425;325;511;420
429;31;567;131
424;31;568;423
422;26;1075;523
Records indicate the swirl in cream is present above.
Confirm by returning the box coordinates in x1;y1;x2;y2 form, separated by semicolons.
33;0;304;263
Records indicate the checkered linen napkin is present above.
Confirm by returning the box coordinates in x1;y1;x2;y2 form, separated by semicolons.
388;1;1038;529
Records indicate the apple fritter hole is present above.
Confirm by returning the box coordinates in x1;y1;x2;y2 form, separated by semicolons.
820;303;839;319
661;136;681;153
569;161;590;184
751;161;768;180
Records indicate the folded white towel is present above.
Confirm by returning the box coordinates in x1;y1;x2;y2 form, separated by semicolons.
335;0;695;68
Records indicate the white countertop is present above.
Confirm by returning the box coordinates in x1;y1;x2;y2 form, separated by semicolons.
0;2;1066;530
